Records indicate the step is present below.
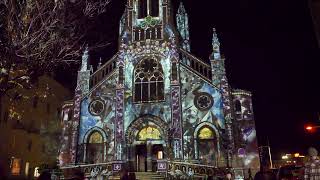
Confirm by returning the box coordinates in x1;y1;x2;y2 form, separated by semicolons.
134;172;165;180
108;176;120;180
109;172;166;180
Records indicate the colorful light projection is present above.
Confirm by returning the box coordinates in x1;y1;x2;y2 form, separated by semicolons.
89;131;103;143
197;127;217;165
198;127;214;139
138;126;161;140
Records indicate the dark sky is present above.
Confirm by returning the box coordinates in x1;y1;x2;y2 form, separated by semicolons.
60;0;320;159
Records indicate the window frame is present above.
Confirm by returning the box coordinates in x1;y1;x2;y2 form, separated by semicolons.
133;58;165;103
137;0;160;19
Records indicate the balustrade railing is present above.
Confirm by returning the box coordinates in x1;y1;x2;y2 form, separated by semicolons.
133;25;163;42
60;162;114;179
179;48;213;82
167;161;226;178
90;54;118;88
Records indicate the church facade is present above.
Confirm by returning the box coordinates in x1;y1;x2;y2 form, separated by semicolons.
59;0;259;176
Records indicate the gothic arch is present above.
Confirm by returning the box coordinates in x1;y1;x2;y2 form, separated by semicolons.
83;127;108;163
133;58;164;102
125;115;168;144
83;127;108;143
194;122;220;164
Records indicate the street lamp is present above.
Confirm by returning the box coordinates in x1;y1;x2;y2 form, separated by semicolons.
305;125;320;132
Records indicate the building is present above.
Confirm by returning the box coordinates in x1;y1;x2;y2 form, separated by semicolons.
0;75;70;179
309;0;320;47
59;0;259;178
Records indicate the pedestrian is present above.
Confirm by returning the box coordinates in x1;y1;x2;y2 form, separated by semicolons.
70;170;85;180
37;170;51;180
254;165;276;180
120;167;129;180
128;171;136;180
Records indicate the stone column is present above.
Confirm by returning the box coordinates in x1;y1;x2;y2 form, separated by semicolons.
70;88;82;164
147;141;153;172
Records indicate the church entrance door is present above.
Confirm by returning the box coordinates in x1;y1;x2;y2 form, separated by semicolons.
136;144;147;172
135;143;164;172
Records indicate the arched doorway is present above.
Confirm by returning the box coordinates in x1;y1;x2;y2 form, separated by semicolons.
194;123;219;166
83;127;108;164
126;116;168;172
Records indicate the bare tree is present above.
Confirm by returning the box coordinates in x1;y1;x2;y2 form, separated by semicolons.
0;0;110;99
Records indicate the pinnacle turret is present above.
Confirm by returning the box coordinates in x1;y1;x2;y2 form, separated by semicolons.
211;28;221;60
176;2;190;52
80;45;89;71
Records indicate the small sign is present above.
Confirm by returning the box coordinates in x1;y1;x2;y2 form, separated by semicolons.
157;161;167;171
113;163;122;172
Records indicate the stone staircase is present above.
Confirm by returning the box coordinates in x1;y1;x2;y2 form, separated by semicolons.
135;172;166;180
109;172;166;180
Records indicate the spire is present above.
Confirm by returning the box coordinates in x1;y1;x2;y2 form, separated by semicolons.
211;28;221;60
119;10;126;35
177;2;186;14
80;45;89;71
97;57;102;69
176;2;190;51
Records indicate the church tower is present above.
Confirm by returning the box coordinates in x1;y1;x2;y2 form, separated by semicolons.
115;0;184;163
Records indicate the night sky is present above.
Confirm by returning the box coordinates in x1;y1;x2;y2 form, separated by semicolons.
59;0;320;159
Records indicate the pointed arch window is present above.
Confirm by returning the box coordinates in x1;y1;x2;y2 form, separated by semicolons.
134;58;164;103
138;0;159;19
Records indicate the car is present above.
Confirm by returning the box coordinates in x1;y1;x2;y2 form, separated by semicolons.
277;165;304;180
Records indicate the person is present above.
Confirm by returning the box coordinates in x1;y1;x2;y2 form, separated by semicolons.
128;171;136;180
120;167;129;180
225;171;232;180
254;165;276;180
70;170;85;180
37;171;51;180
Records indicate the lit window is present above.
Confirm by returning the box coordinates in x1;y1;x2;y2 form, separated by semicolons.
138;126;161;140
157;151;163;159
34;167;40;177
25;162;29;176
11;158;21;175
134;59;164;103
198;127;214;140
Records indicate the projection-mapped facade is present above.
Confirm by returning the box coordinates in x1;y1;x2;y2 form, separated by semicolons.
59;0;259;174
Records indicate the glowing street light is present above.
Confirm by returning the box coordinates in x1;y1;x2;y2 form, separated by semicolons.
282;155;289;159
305;125;320;132
306;126;313;130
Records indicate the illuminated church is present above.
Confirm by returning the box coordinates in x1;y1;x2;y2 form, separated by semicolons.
59;0;259;177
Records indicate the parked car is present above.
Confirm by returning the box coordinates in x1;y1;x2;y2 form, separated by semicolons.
277;165;304;180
